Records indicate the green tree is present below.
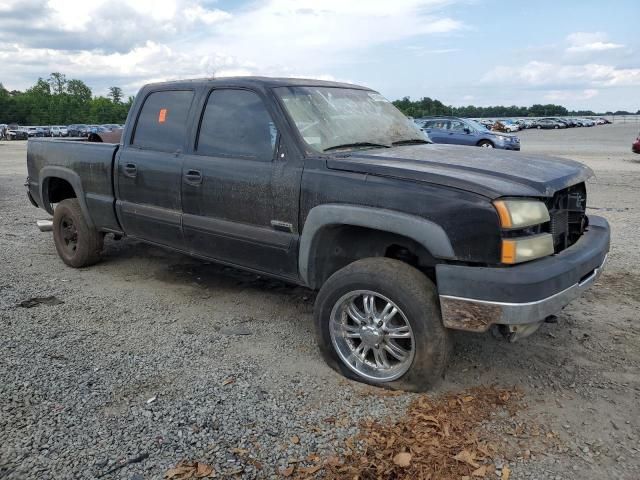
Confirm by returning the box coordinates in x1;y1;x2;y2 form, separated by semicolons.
67;79;92;103
48;72;67;95
108;86;123;104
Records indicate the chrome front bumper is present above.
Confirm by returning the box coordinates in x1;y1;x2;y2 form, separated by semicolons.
439;254;607;332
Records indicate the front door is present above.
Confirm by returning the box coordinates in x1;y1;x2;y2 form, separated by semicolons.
116;89;195;250
181;88;301;279
446;119;477;146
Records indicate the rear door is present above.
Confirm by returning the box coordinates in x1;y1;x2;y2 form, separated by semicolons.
180;88;301;279
422;120;449;143
115;89;195;249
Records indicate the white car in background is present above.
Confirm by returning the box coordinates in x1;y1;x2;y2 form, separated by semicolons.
50;126;69;137
500;120;520;132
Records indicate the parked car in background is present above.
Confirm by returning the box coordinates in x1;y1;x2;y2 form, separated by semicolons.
50;126;69;137
541;118;571;128
6;124;29;140
421;116;520;150
535;119;566;129
491;120;520;133
27;127;45;137
40;126;52;137
477;119;495;130
597;117;612;124
633;133;640;154
67;124;87;137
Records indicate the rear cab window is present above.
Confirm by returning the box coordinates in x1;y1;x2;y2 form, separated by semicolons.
132;90;194;151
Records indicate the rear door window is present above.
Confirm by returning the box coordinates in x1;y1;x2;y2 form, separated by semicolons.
196;89;278;160
425;120;449;130
132;90;194;151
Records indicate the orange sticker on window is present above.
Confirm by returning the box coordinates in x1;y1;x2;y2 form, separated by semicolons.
158;108;167;123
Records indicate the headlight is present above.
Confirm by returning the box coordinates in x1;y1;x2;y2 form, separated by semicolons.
501;234;554;264
493;199;550;229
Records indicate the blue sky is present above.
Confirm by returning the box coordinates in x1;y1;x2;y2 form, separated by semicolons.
0;0;638;111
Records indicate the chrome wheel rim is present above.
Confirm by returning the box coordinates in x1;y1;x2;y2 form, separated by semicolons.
330;290;415;382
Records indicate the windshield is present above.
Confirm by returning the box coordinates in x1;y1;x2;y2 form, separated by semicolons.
274;86;427;152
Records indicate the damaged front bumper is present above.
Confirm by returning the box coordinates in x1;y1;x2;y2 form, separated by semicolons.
436;215;610;333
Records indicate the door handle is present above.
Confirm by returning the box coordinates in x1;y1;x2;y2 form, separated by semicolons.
184;169;203;185
123;163;137;177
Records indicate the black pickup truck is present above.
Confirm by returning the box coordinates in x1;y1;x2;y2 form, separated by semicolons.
26;77;610;391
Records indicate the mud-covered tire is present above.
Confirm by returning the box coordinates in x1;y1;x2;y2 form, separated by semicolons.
52;199;103;268
314;258;451;392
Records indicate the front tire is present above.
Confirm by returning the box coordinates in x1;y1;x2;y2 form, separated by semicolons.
314;258;451;392
53;199;103;268
478;140;494;148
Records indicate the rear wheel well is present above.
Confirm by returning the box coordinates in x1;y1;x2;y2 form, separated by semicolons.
44;177;76;205
308;225;437;289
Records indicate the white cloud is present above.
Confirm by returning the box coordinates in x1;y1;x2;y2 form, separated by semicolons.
482;61;640;88
544;89;599;102
566;32;624;53
0;0;464;95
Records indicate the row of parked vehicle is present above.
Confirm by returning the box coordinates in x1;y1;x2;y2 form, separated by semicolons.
0;123;124;140
474;117;611;132
414;115;612;150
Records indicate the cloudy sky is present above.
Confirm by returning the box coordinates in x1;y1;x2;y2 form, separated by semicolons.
0;0;638;111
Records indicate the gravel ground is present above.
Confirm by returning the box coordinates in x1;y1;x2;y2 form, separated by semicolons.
1;124;639;479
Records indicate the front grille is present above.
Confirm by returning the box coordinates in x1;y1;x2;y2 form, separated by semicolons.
545;183;587;253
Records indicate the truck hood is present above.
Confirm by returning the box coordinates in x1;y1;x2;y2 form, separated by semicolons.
326;143;593;198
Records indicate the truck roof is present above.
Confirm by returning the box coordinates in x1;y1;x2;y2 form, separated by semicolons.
141;76;372;92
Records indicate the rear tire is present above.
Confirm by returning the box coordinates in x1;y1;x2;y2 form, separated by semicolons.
53;199;103;268
314;258;451;392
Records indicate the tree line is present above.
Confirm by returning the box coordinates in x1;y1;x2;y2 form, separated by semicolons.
0;73;132;125
392;96;638;118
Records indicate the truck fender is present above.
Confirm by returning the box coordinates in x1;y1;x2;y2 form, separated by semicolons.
298;204;455;287
39;166;94;228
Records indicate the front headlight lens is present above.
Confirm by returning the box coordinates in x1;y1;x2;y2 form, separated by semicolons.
502;234;554;264
494;199;550;229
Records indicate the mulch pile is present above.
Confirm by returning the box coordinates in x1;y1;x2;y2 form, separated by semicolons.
290;386;526;480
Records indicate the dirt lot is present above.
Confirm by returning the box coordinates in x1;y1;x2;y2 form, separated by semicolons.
1;124;639;479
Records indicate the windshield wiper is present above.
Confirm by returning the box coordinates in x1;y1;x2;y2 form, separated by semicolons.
323;142;390;152
391;138;431;146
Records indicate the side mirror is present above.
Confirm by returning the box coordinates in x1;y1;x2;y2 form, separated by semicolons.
464;127;472;134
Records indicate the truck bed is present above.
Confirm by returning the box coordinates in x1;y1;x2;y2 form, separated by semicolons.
26;138;121;232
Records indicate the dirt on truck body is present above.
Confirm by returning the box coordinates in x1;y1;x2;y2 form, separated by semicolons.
26;76;609;392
